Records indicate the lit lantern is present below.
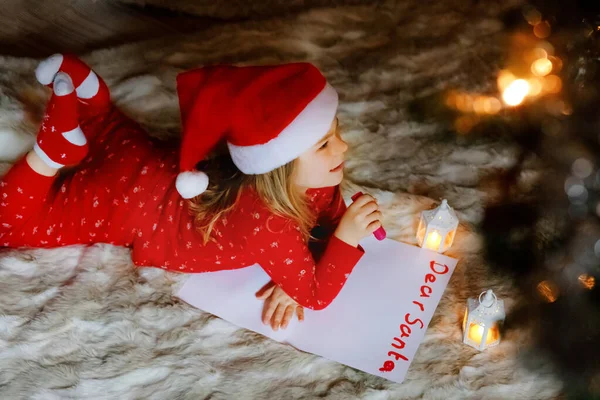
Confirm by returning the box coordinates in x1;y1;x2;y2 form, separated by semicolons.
416;199;459;253
462;290;505;351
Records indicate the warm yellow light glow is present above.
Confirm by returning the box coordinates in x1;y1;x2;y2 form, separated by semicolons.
542;75;562;93
537;280;559;303
497;70;515;91
530;47;548;61
579;274;596;290
531;58;553;76
502;79;530;106
534;21;551;39
537;41;555;57
416;219;426;245
425;231;442;250
445;91;458;108
548;56;562;73
527;77;543;96
472;96;486;114
444;229;456;248
455;94;474;112
482;97;502;114
468;323;499;345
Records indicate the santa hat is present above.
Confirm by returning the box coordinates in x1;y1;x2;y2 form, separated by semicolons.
174;63;339;199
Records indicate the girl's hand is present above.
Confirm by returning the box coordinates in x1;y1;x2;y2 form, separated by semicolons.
255;281;305;331
333;193;382;247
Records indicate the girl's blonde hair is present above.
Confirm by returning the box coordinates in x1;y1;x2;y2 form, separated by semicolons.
187;143;315;244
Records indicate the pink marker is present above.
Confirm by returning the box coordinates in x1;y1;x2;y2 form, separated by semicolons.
351;191;387;240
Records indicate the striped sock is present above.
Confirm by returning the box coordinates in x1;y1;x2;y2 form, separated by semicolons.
35;53;111;116
33;72;88;169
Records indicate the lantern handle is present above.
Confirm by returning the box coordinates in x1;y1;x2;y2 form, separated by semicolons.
479;290;497;307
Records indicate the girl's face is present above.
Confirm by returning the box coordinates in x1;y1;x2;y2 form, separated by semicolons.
294;117;348;191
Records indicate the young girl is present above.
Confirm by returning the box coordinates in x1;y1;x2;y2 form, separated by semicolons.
0;55;382;330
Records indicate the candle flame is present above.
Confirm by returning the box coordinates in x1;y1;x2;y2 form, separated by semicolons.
425;231;442;250
468;323;499;345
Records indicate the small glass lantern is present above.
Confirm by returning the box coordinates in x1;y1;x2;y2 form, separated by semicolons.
416;199;459;253
462;289;505;351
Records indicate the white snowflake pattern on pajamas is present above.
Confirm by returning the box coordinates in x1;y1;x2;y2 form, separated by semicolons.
0;129;362;311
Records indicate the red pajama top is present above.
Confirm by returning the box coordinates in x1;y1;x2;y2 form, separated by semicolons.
0;107;364;310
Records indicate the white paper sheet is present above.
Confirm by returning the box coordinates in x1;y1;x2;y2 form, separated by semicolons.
176;235;458;383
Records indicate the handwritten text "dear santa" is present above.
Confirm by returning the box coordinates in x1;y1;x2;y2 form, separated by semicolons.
379;260;450;373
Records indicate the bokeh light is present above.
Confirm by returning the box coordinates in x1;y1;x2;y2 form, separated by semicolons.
572;158;594;179
534;21;551;38
578;274;596;290
482;97;502;114
522;6;542;26
543;75;562;93
531;58;553;76
548;56;563;73
502;79;530;106
497;70;515;91
537;280;559;303
527;77;543;96
564;176;586;198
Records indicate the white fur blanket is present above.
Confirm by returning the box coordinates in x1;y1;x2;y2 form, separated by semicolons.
0;1;564;398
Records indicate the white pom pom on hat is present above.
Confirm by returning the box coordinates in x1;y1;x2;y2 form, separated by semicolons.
175;170;209;199
174;63;338;199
